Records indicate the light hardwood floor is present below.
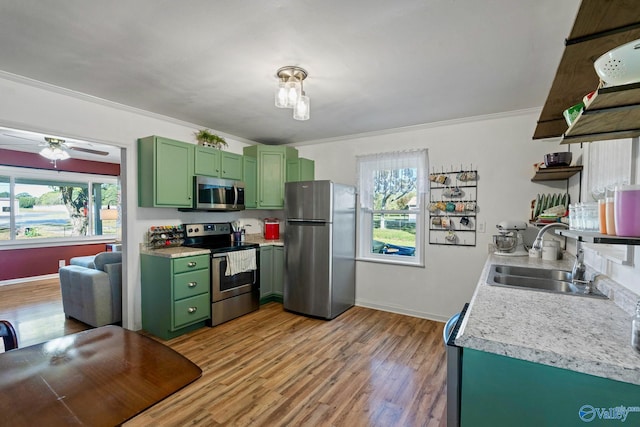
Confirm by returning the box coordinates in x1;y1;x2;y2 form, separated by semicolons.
0;278;448;426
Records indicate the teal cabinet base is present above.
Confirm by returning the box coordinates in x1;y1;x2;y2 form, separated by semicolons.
461;348;640;427
260;295;283;305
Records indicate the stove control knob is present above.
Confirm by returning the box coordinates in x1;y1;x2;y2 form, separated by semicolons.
195;228;199;232
188;228;193;233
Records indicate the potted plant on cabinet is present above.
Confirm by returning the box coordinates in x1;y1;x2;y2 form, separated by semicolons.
194;129;228;149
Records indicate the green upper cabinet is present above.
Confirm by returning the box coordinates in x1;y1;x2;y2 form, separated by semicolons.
286;157;315;182
194;145;221;177
138;136;194;208
243;156;258;209
243;145;298;209
221;151;243;180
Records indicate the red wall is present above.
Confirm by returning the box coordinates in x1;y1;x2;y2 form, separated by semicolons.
0;148;120;175
0;244;109;281
0;148;121;281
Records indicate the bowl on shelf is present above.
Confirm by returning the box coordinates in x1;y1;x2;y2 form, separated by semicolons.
544;152;572;167
594;38;640;87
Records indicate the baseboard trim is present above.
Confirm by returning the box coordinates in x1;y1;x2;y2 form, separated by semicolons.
0;273;58;287
260;294;283;305
355;299;448;323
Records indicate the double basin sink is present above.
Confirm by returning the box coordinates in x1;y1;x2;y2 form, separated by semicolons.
488;264;607;299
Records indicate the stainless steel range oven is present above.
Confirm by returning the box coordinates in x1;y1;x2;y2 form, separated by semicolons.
183;222;260;326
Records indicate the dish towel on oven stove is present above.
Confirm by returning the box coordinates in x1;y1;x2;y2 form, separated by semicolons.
225;248;257;276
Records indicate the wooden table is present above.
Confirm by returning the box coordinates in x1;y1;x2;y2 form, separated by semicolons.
0;325;202;426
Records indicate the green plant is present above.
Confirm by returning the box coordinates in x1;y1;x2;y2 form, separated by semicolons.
194;129;228;149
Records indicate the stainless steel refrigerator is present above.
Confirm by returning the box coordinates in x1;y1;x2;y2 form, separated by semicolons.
284;180;356;319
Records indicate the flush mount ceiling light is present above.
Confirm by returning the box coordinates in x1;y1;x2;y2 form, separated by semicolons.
275;66;310;121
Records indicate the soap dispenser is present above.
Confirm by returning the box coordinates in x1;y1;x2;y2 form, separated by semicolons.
632;301;640;353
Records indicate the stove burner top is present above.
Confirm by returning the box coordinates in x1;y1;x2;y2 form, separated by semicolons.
181;222;259;254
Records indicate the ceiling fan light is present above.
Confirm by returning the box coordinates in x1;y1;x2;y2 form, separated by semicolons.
293;93;310;121
39;146;69;160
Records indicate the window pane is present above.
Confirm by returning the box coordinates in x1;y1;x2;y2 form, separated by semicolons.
0;176;9;240
374;168;417;210
372;213;416;256
94;183;119;236
15;179;88;239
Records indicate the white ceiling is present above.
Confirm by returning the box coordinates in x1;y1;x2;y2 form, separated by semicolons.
0;0;581;148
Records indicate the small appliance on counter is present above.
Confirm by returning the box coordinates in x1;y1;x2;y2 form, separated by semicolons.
493;220;529;256
263;218;280;240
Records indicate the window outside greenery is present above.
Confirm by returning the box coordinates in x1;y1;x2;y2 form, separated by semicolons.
357;150;427;265
370;168;418;257
0;168;119;242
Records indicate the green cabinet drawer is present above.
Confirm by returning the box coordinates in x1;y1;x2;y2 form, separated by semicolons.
173;254;209;274
173;293;210;329
173;269;210;300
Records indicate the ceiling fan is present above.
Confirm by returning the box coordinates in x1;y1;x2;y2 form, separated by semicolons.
0;132;109;167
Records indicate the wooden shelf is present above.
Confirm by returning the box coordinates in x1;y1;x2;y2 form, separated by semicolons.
562;82;640;143
533;0;640;141
556;229;640;245
531;165;582;181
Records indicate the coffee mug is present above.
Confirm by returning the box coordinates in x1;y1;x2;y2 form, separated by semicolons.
460;216;470;226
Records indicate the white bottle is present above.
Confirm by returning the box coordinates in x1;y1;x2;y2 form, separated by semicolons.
632;301;640;353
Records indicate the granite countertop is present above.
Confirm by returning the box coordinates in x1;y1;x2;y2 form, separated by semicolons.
455;253;640;385
244;235;284;246
140;246;211;258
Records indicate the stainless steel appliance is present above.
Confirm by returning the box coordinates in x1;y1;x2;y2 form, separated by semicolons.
193;176;245;211
284;180;356;319
444;303;469;427
182;222;259;326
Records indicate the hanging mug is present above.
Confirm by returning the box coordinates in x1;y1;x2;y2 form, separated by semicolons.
441;217;451;228
460;216;470;226
445;230;457;242
431;217;442;227
446;202;456;212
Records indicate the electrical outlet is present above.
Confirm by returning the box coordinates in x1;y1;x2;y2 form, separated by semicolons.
58;259;65;267
478;221;486;233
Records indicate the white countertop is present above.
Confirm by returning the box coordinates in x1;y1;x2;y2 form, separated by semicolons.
455;253;640;385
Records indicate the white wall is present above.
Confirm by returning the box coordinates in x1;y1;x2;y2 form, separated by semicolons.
297;111;569;321
0;74;258;330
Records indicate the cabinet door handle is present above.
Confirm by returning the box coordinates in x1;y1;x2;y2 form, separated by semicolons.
187;261;197;267
187;307;197;314
188;281;197;288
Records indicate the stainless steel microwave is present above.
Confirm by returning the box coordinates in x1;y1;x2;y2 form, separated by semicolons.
194;176;245;211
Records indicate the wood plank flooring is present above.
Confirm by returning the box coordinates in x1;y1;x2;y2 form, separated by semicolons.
0;279;448;426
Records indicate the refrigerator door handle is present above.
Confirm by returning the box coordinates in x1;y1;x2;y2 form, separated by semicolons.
287;219;327;223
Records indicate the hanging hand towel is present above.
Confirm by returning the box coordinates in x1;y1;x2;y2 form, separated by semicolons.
225;248;257;276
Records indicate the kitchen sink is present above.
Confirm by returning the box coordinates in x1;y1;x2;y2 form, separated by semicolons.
487;264;607;299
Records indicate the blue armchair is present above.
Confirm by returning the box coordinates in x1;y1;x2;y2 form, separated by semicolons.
59;252;122;327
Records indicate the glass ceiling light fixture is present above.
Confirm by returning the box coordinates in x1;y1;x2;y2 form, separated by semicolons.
39;137;70;168
275;66;310;121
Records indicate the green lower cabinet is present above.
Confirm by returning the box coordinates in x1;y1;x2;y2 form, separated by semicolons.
461;348;640;427
259;245;284;304
141;253;211;340
273;246;284;297
259;246;273;300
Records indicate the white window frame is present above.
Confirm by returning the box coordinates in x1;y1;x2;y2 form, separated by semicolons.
0;165;119;248
356;149;428;267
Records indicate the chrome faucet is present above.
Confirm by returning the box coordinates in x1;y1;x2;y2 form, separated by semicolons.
571;247;586;284
531;222;569;253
